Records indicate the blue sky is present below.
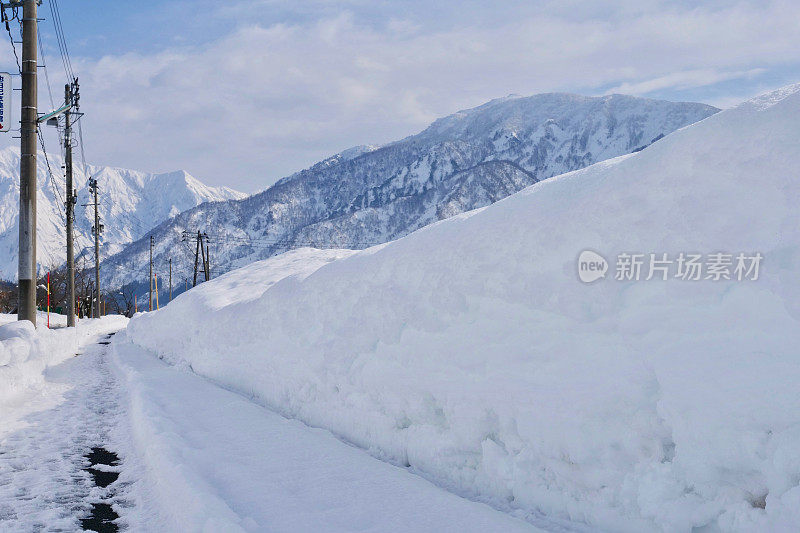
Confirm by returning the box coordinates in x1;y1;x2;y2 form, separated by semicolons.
1;0;799;191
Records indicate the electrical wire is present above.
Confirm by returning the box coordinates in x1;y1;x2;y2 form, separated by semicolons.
76;118;90;180
48;0;73;82
2;2;98;264
37;28;56;110
49;0;96;232
37;128;67;225
1;7;20;73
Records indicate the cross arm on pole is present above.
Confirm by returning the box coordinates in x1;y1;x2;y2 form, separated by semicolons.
37;102;70;124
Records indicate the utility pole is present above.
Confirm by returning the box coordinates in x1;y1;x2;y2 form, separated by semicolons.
64;82;76;327
200;236;207;282
205;236;210;281
168;258;172;302
193;230;200;287
89;177;102;318
17;0;38;324
149;235;154;311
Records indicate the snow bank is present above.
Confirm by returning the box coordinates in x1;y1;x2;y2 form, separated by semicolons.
0;310;71;329
1;314;128;433
110;332;544;533
125;85;800;532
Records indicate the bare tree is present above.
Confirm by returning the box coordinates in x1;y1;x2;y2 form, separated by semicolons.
0;281;16;313
106;283;135;317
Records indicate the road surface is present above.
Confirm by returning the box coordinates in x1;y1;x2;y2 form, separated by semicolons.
0;324;583;532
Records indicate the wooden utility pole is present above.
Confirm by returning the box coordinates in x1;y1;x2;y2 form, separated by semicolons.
200;237;207;282
168;258;172;302
86;280;93;317
149;235;154;311
193;230;201;287
204;238;210;281
64;82;76;327
17;0;38;324
89;177;101;318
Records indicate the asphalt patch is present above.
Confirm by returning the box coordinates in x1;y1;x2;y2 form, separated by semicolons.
80;503;118;532
81;448;121;531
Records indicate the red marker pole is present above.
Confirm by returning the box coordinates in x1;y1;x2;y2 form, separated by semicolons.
47;271;50;329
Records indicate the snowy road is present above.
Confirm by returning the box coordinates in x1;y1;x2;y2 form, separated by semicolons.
1;323;575;532
0;327;132;531
111;333;557;532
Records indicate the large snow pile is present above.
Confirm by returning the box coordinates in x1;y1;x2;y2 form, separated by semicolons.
125;85;800;532
1;314;128;434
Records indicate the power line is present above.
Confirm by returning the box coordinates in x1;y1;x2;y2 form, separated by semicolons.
36;13;69;166
47;0;92;214
37;128;67;225
4;4;70;229
1;7;20;73
37;27;55;110
76;118;89;179
48;0;73;82
3;1;97;298
43;2;99;290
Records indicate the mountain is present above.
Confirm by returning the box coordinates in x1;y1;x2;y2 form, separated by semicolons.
127;83;800;531
101;92;718;289
0;147;245;281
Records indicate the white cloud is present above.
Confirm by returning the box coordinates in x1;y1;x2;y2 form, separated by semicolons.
9;0;800;192
606;68;768;96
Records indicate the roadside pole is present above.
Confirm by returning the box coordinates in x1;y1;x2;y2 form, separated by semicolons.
91;178;101;318
17;0;38;325
149;235;154;311
64;82;76;326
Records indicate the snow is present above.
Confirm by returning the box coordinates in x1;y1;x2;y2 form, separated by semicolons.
0;303;548;531
109;332;547;532
0;314;128;435
123;84;800;531
0;327;132;531
0;147;245;281
101;93;717;291
178;247;358;311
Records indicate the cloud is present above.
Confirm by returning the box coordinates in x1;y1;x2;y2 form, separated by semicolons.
7;0;800;192
606;68;768;96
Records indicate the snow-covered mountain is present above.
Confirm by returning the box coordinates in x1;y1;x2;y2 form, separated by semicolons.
102;93;718;289
0;147;245;280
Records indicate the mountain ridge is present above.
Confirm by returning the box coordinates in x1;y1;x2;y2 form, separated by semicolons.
99;91;719;290
0;147;245;280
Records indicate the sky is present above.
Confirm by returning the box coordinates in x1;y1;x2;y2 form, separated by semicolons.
0;0;799;192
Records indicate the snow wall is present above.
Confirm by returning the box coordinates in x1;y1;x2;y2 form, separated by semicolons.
125;85;800;532
1;314;127;421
